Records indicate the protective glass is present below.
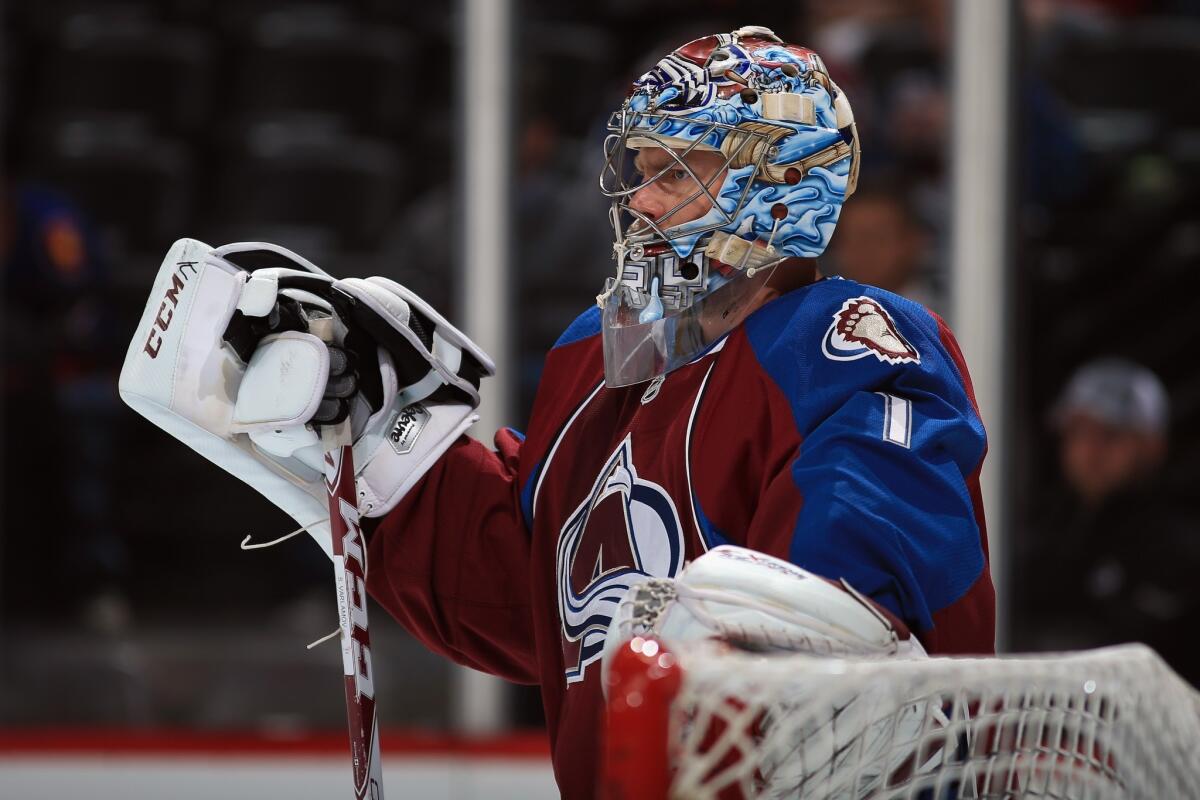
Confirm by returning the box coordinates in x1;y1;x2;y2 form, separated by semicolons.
597;110;784;386
600;260;777;388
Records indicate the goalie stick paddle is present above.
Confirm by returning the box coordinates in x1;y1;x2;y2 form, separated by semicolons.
325;444;385;799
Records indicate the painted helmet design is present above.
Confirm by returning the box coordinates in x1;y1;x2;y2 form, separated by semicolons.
598;25;859;387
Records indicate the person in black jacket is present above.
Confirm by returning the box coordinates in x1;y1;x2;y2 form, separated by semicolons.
1018;358;1200;685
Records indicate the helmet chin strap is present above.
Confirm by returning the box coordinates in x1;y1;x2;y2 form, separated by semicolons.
596;238;629;308
745;217;785;278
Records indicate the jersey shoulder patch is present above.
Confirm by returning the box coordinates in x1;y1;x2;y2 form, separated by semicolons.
742;278;952;434
552;306;602;350
746;278;935;362
820;295;921;365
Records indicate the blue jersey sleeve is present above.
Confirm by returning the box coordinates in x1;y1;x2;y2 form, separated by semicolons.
786;385;986;631
745;280;990;641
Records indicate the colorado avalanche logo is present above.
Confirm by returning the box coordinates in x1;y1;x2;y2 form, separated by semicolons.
556;435;685;684
821;296;920;365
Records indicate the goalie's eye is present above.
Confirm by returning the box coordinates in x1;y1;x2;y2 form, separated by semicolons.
670;168;689;181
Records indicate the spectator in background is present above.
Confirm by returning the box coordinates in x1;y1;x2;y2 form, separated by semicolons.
1017;358;1200;684
827;180;939;311
1;178;127;628
1054;359;1168;509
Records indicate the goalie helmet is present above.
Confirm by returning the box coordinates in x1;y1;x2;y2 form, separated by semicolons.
598;25;859;386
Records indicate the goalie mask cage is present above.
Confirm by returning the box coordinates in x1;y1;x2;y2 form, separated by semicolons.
600;638;1200;799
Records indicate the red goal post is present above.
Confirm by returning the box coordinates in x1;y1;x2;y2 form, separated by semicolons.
601;637;1200;799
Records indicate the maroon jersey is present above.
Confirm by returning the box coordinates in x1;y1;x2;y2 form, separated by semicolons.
366;279;995;798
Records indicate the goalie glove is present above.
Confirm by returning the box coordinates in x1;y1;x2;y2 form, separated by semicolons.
600;545;926;695
118;238;493;558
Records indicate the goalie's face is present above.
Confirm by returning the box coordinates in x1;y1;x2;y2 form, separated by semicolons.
627;147;728;231
599;143;781;388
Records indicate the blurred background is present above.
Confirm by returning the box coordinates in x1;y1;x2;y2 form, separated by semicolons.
2;0;1199;797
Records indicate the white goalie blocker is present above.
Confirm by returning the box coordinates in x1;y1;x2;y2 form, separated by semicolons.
601;545;927;686
118;239;491;558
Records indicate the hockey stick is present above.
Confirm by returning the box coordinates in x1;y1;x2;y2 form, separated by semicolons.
325;440;385;799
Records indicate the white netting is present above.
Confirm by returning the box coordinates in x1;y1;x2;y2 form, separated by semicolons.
664;643;1200;799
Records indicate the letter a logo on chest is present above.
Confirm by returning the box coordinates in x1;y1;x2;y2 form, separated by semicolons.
555;435;685;684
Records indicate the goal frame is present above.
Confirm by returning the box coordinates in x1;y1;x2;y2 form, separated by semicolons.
599;636;1200;800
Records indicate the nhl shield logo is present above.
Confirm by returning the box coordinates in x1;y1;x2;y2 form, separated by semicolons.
821;296;920;365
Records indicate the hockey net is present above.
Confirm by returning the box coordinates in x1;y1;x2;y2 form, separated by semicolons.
601;638;1200;799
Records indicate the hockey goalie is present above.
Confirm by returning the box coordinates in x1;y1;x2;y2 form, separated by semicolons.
118;26;994;799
